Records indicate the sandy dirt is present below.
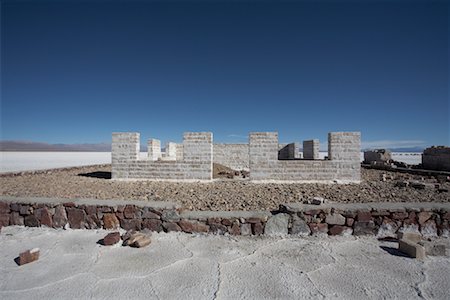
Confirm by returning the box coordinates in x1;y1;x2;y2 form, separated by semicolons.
0;165;449;211
0;226;449;299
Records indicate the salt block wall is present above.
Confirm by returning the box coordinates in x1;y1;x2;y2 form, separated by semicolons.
250;132;361;182
278;143;300;160
112;132;213;180
422;147;450;172
213;144;250;170
303;139;319;160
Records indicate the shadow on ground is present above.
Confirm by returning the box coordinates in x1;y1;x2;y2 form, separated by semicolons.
380;245;411;258
78;171;112;179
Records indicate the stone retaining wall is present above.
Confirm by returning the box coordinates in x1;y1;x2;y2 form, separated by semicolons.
1;197;448;238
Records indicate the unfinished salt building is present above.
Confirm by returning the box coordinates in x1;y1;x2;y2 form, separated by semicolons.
112;131;361;183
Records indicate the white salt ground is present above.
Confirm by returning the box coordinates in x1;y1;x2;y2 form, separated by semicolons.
0;226;449;300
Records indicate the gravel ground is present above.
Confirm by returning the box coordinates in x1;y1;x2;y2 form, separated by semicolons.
0;165;449;211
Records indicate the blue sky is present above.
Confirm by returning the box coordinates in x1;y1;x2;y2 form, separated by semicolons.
1;0;449;149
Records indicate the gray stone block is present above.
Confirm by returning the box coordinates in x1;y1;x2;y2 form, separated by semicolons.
264;213;289;236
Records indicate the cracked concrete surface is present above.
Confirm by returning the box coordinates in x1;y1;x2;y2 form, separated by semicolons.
0;227;449;300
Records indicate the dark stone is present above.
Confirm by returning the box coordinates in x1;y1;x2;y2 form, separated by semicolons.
24;215;40;227
35;207;53;227
207;217;222;225
120;218;142;231
10;203;20;212
443;212;450;220
342;211;357;218
53;205;68;228
0;201;10;214
116;205;125;213
103;213;120;229
161;210;180;222
115;212;124;220
83;205;98;216
209;224;228;235
63;202;76;207
99;206;112;213
124;205;138;219
142;219;163;232
252;222;264;235
230;222;240;235
353;221;376;235
10;212;24;226
418;212;432;226
19;205;31;215
101;232;121;246
178;220;209;233
0;213;10;228
17;248;40;265
163;222;181;232
221;219;233;226
329;225;352;236
371;210;390;217
67;207;87;229
291;216;311;236
309;223;328;235
357;211;372;222
86;215;101;229
141;210;160;219
392;212;409;220
347;218;355;227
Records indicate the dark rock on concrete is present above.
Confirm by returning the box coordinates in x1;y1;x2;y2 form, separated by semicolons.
35;207;53;227
353;221;376;235
252;222;264;235
120;219;142;231
142;219;163;232
17;248;40;265
10;212;24;226
163;222;181;232
102;232;121;246
67;207;86;229
24;215;39;227
291;216;311;236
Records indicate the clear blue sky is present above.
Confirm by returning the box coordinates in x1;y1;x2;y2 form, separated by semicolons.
1;0;449;148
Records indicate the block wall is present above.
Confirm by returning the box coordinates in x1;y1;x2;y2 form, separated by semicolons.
422;147;450;172
148;139;161;161
112;132;213;181
112;132;140;179
278;143;300;160
250;132;361;183
303;139;319;160
213;144;249;170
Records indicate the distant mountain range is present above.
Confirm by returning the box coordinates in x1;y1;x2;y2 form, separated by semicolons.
0;140;114;152
361;147;425;152
1;140;426;153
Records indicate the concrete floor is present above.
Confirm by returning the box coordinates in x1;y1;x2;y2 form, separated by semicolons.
1;226;449;300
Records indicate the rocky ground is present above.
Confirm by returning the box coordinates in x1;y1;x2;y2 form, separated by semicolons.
0;164;449;211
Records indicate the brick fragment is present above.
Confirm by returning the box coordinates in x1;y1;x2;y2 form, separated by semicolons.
17;248;40;265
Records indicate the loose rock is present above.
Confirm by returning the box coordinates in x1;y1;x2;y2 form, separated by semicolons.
17;248;40;265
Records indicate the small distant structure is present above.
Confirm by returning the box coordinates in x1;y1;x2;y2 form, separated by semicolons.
363;149;392;165
422;146;450;172
112;131;361;183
